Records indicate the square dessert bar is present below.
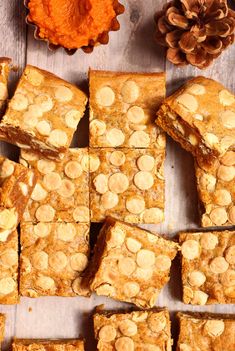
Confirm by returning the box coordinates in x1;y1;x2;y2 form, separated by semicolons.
0;314;5;345
177;312;235;351
93;308;172;351
20;148;89;223
0;58;11;114
20;222;90;297
156;76;235;166
0;230;19;304
180;230;235;305
195;150;235;227
0;65;87;159
89;70;166;148
89;148;165;223
0;156;36;237
85;217;179;308
12;339;84;351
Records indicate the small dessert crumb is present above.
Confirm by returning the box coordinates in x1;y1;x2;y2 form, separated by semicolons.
28;307;32;312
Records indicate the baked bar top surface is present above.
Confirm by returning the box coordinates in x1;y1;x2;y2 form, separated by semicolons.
0;313;5;342
179;230;235;305
0;65;87;157
156;76;235;162
20;148;89;223
88;218;179;308
195;150;235;227
177;312;235;351
20;222;90;297
89;148;165;223
0;230;19;304
0;57;11;112
94;308;172;351
89;69;166;148
12;339;84;351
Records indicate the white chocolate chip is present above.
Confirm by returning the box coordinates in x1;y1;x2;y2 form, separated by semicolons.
214;189;232;206
31;251;48;270
220;136;235;152
36;121;51;136
142;208;164;224
209;207;228;225
81;155;89;172
35;205;55;222
35;276;55;290
65;161;82;179
24;68;44;86
192;290;208;305
229;206;235;224
155;255;171;271
34;94;53;112
49;251;68;271
101;191;119;209
43;172;62;191
99;325;116;342
221;269;235;287
90;119;106;136
148;312;166;333
200;233;218;250
108;173;129;194
109;151;126;166
188;271;206;287
11;93;28;111
115;337;134;351
135;267;153;280
89;154;100;173
176;93;198;112
225;245;235;265
137;155;155;171
123;282;140;297
179;344;192;351
134;171;154;190
220;110;235;129
221;151;235;166
48;129;68;147
219;90;235;106
73;206;89;222
0;277;16;295
31;184;48;201
118;257;136;276
34;222;51;238
95;284;115;296
106;128;125;147
93;173;108;194
37;159;56;174
205;320;225;337
119;320;137;337
0;209;17;231
129;131;150;147
126;238;141;253
204;133;219;147
121;81;139;103
57;179;75;197
0;249;18;267
21;150;38;161
0;159;14;178
188;134;198;146
188;84;206;95
56;223;76;241
193;113;203;121
70;253;88;271
126;196;145;214
199;173;216;192
217;165;235;181
108;227;126;248
127;106;145;124
96;86;115;107
19;182;28;196
55;86;73;102
65;109;81;128
181;240;200;260
137;249;155;268
210;256;229;274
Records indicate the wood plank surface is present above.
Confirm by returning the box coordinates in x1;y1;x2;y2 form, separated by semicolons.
0;1;234;350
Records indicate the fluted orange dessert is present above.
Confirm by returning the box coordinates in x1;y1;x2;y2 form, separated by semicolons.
25;0;124;53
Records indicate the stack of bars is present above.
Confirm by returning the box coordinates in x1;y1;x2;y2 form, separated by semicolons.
156;76;235;227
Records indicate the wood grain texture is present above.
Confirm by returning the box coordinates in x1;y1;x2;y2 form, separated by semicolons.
0;1;234;350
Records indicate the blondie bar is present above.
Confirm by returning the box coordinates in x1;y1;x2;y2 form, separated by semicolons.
89;70;166;148
85;217;179;308
195;150;235;227
0;58;11;114
180;230;235;305
0;65;87;159
20;222;90;297
94;308;172;351
0;156;36;239
177;312;235;351
20;148;89;223
156;77;235;166
0;314;5;345
89;148;165;223
12;339;84;351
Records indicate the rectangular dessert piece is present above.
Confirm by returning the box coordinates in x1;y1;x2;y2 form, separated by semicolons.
89;70;166;148
89;148;165;223
0;58;11;114
93;308;172;351
156;76;235;166
20;222;90;297
20;148;89;223
180;230;235;305
195;150;235;227
85;217;179;308
12;339;84;351
0;314;6;345
0;156;37;237
0;230;19;304
0;65;87;159
177;312;235;351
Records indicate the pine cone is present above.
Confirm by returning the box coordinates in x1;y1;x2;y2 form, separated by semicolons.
154;0;235;69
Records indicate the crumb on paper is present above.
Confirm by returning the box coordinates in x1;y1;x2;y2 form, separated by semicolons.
28;307;32;312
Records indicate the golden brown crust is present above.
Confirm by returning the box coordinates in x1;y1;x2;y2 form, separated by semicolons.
89;148;165;223
94;308;172;351
20;148;89;223
89;69;166;148
20;222;90;297
156;76;235;166
86;218;179;308
179;230;235;305
13;339;84;351
0;65;87;159
0;57;11;115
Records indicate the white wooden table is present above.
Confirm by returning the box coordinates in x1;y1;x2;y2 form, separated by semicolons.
0;1;235;350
